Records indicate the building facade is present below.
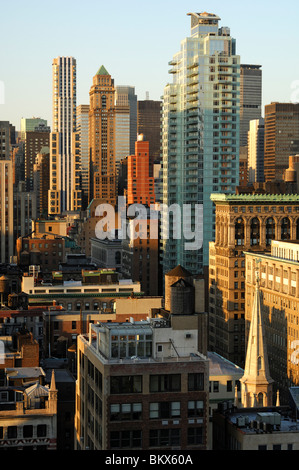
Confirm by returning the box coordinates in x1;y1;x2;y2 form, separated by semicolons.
264;102;299;182
88;65;117;205
247;117;264;184
209;193;299;368
76;105;90;210
48;57;81;215
0;159;14;263
245;239;299;403
137;99;162;168
75;318;209;450
239;64;262;150
162;12;240;278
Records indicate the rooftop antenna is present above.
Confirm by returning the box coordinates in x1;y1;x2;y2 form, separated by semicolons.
146;91;149;100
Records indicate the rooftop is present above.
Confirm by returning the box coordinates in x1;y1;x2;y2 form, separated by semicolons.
211;193;299;203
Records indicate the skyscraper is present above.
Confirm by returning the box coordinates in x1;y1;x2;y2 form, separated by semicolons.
0;121;14;263
116;85;137;156
162;12;240;277
137;99;162;169
264;102;299;182
76;104;89;210
88;65;117;205
239;65;262;149
48;56;81;215
24;123;50;191
247;117;264;184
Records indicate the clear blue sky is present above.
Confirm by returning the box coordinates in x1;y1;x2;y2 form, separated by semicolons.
1;0;299;130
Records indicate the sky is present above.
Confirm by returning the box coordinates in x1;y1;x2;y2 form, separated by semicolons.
1;0;299;130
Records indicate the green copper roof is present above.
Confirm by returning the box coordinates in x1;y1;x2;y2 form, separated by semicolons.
96;65;109;76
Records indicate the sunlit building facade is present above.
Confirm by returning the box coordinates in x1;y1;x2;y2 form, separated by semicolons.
161;12;240;278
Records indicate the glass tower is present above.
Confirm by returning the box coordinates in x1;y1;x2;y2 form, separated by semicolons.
161;12;240;276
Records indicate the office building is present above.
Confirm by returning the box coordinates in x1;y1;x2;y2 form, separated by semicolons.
245;239;299;403
24;123;50;191
88;65;117;205
33;146;50;218
239;65;262;149
209;192;299;368
247;118;264;184
13;181;37;240
161;12;240;278
126;134;155;206
116;85;137;157
48;57;81;215
20;117;48;140
0;121;11;160
75;317;209;450
77;105;89;210
264;102;299;181
137;99;162;168
0;159;14;263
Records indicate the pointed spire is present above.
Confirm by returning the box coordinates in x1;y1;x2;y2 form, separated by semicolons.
240;280;274;407
50;369;57;391
96;65;109;76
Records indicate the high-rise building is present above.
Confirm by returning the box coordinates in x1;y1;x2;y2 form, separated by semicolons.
0;122;14;264
24;123;50;191
162;12;240;278
245;239;299;403
48;57;81;215
74;300;210;450
126;135;155;206
247;117;264;184
137;99;161;169
116;86;137;156
88;66;117;205
0;121;11;160
209;192;299;368
76;105;89;210
0;159;14;263
20;117;48;140
264;102;299;182
33;146;50;218
239;65;262;149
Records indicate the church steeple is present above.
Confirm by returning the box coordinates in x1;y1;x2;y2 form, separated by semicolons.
240;272;274;408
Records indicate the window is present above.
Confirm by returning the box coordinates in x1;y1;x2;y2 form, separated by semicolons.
149;429;180;447
150;374;181;392
213;381;219;392
188;373;204;391
23;425;33;438
188;401;204;417
110;375;142;394
7;426;17;438
37;424;47;437
110;403;142;421
72;321;76;330
227;380;232;392
110;430;142;448
258;445;267;450
187;427;203;445
149;401;180;419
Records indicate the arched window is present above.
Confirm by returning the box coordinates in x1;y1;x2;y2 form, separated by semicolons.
250;217;260;245
281;217;290;240
235;218;244;246
115;251;121;264
258;392;264;407
266;217;275;246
